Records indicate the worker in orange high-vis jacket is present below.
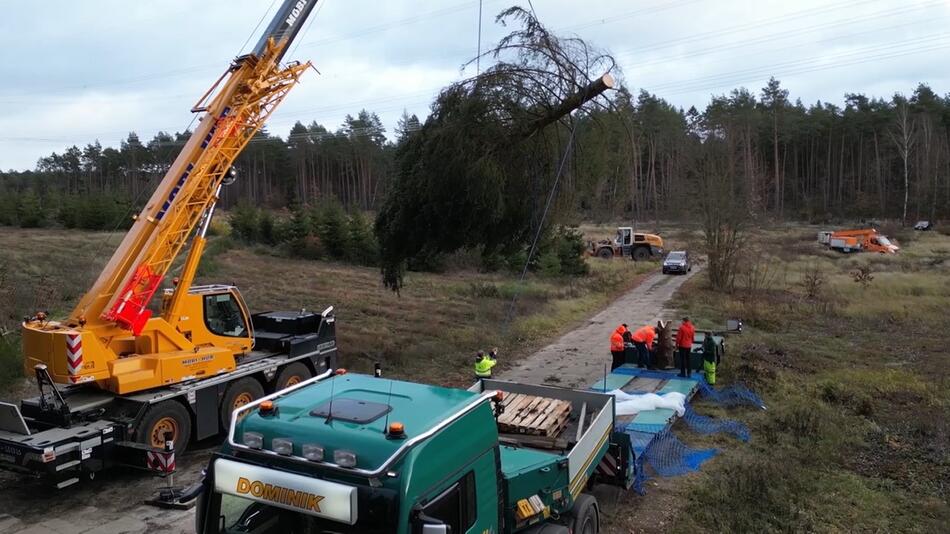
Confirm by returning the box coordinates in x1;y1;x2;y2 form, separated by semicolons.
631;325;657;369
610;324;628;370
675;316;696;377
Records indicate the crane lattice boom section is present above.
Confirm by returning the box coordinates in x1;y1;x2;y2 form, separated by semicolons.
104;53;311;333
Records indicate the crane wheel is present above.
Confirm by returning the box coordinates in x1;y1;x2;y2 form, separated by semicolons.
632;246;650;261
597;248;613;259
136;400;192;455
220;377;265;429
275;362;312;391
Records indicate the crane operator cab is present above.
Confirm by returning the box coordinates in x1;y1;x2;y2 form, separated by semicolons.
162;284;254;355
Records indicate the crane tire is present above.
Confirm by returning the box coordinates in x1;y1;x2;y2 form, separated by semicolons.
275;362;313;391
220;377;265;429
632;246;650;261
136;400;192;455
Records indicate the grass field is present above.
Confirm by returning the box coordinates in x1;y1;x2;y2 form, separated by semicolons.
0;227;656;394
657;227;950;533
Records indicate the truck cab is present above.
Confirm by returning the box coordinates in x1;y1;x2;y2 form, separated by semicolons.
197;373;624;534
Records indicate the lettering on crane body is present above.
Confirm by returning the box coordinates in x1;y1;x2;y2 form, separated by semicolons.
285;0;309;27
236;476;325;512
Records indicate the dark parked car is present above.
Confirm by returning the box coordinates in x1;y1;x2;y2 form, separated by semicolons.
662;250;691;274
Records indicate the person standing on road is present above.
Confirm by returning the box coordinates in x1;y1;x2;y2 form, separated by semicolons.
631;325;657;369
474;350;497;381
675;317;696;378
702;332;719;384
610;324;628;370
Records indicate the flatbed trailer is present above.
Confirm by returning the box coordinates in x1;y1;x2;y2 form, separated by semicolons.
0;307;337;488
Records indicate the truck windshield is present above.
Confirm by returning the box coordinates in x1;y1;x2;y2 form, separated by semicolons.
204;490;394;534
876;236;893;246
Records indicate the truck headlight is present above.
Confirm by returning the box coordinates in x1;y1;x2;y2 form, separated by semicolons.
302;444;325;461
243;432;264;449
333;449;357;467
272;438;294;456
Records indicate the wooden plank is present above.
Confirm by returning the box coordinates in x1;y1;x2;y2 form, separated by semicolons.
527;399;566;435
497;394;531;427
518;398;553;432
498;433;569;451
544;411;571;437
532;400;571;436
513;397;546;432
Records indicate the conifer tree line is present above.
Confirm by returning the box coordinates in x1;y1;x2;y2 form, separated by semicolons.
1;80;948;231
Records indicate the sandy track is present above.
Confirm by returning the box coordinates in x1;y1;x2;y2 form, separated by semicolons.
0;268;699;534
502;267;702;388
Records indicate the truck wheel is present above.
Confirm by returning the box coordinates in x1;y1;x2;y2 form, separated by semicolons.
136;400;192;455
220;377;265;429
275;362;312;391
570;493;599;534
597;247;613;259
632;246;649;261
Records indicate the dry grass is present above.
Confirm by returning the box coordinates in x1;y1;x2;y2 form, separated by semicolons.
0;227;653;392
668;226;950;533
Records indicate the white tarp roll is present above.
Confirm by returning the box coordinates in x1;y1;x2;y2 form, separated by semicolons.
608;390;687;417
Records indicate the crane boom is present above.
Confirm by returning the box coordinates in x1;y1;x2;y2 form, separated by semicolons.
70;1;318;335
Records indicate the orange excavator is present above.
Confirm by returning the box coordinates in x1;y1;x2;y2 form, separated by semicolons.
827;228;899;254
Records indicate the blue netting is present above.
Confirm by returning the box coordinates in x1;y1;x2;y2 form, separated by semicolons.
642;428;717;477
695;379;766;409
682;405;750;442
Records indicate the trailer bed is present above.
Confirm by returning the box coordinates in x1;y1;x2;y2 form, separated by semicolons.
590;365;701;465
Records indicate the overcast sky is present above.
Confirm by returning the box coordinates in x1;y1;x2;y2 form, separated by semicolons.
1;0;948;171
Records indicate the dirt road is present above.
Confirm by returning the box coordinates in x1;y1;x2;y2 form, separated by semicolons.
502;268;701;388
0;268;699;534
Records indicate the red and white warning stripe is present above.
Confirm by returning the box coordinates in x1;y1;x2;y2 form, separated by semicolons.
147;450;176;473
66;333;83;379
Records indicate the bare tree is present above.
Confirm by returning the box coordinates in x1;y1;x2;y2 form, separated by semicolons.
888;97;917;225
694;140;748;291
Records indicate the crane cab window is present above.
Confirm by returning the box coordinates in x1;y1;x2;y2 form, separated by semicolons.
204;293;248;337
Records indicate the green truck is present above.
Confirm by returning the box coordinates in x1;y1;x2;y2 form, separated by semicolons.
193;370;635;533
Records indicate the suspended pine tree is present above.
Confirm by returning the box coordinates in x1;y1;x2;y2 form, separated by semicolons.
375;6;619;291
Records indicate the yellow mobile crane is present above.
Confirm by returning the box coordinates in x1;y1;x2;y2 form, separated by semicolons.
0;0;337;487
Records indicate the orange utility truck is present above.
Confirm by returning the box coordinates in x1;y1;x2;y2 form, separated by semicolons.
827;228;899;254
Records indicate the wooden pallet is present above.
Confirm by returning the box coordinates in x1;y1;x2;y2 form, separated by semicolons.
497;392;572;437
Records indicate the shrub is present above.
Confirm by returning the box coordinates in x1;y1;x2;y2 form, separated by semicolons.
229;202;260;242
258;210;277;245
538;250;561;277
505;249;529;273
315;201;349;259
346;211;378;265
468;281;501;298
0;337;23;390
554;226;590;276
16;190;45;228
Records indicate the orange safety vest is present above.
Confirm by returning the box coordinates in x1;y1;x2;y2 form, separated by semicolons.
676;321;695;349
632;326;655;346
610;325;626;352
